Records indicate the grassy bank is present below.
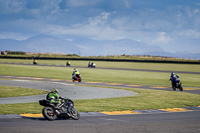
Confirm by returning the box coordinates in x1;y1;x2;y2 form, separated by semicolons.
75;87;200;112
0;64;200;87
0;87;199;114
0;85;47;98
0;59;200;72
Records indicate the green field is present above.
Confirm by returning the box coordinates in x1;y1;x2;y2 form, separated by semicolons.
75;86;200;112
0;86;200;114
0;85;47;98
0;62;199;87
0;59;200;72
0;59;199;114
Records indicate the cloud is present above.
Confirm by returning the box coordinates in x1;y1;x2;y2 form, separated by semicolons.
41;23;128;40
179;30;200;39
152;32;171;44
64;0;100;8
89;12;110;26
0;0;200;58
124;0;132;8
0;32;31;40
0;0;25;14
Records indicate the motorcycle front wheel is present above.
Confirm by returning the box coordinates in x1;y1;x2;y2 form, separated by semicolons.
172;85;176;91
69;107;80;120
179;86;183;91
42;107;57;121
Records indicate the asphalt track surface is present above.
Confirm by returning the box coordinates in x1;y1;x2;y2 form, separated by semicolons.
0;79;137;104
0;111;200;133
0;75;200;94
0;63;200;133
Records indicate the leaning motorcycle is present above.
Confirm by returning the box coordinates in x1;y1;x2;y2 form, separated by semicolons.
33;60;37;65
72;74;81;82
39;97;80;121
170;78;183;91
88;63;96;68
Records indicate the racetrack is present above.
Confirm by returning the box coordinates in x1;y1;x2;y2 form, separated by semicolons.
1;75;200;95
0;79;137;104
0;79;200;133
0;111;200;133
0;63;200;133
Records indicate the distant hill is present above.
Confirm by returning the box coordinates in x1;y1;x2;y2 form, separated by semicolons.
0;34;164;55
0;34;200;59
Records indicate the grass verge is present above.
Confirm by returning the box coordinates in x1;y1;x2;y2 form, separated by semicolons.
75;87;200;112
0;85;48;98
0;87;199;115
0;58;200;72
0;64;200;87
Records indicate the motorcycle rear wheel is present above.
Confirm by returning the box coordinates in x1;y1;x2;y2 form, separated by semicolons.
42;107;57;121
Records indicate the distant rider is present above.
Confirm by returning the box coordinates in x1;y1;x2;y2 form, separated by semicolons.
46;88;61;109
169;72;180;86
72;68;80;79
33;59;37;64
66;61;71;66
88;62;91;67
170;72;179;81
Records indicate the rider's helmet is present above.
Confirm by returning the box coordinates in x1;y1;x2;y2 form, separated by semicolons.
171;72;175;76
52;88;59;94
74;68;77;72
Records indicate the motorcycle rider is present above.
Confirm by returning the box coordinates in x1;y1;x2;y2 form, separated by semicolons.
88;62;91;67
33;59;37;64
46;88;61;109
72;68;80;79
169;72;180;87
91;62;95;68
170;72;179;80
66;61;71;66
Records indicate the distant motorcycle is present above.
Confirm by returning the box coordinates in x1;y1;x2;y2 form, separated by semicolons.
88;62;95;68
66;61;71;66
33;60;37;65
170;78;183;91
91;63;96;68
39;97;80;121
72;74;81;82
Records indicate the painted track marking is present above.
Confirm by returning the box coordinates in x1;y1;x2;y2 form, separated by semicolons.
31;78;44;80
158;108;193;112
13;106;200;118
126;84;142;87
20;114;43;118
85;82;102;84
106;83;123;85
151;86;168;89
101;111;141;115
49;79;63;81
99;118;129;122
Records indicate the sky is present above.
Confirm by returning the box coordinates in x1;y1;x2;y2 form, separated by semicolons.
0;0;200;59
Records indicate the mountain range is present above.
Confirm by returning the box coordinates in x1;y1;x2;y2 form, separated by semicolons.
0;35;199;59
